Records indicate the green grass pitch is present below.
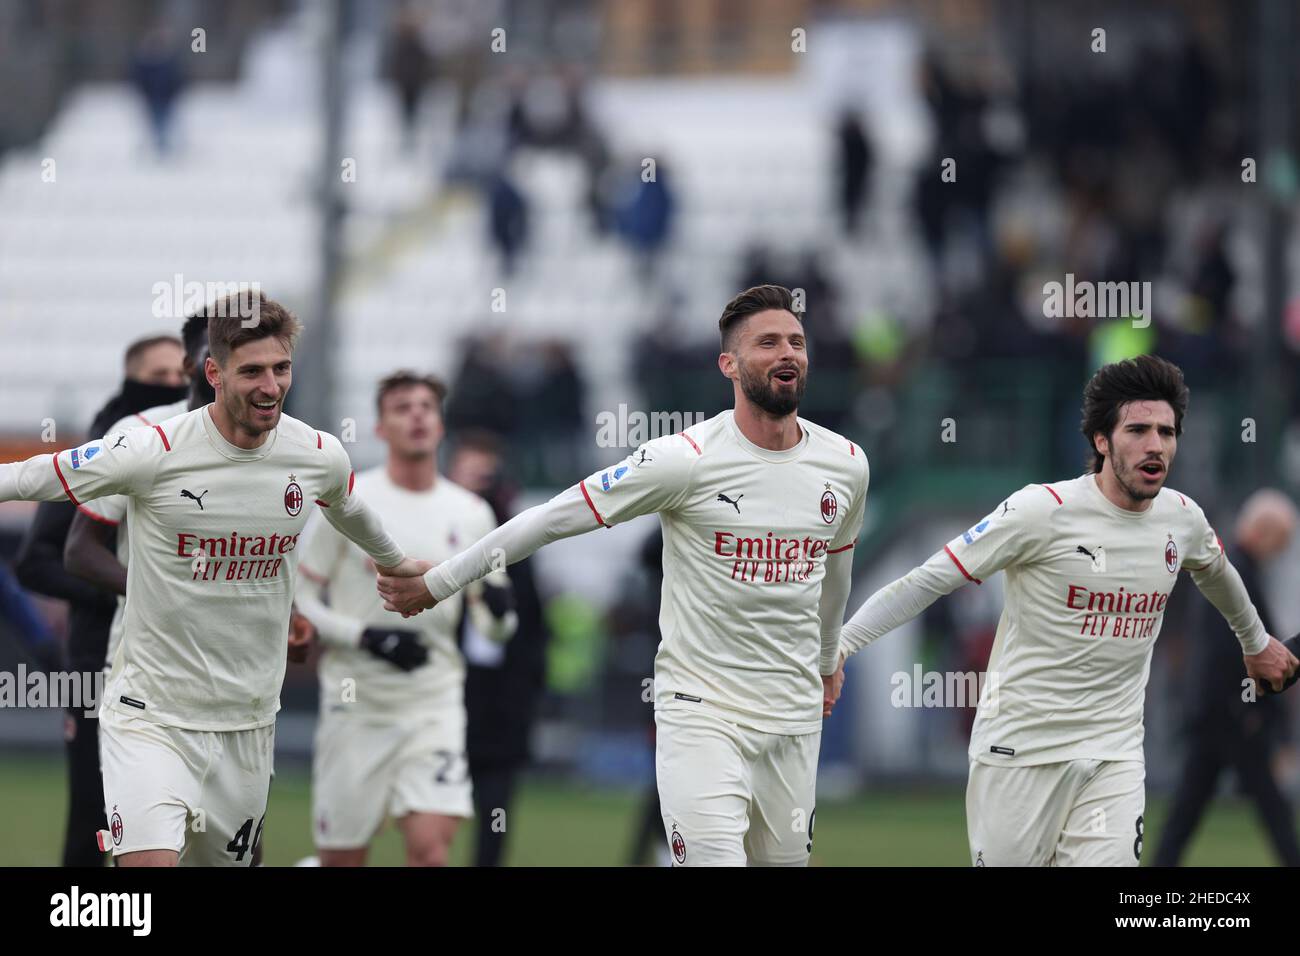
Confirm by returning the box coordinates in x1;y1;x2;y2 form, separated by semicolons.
0;752;1286;866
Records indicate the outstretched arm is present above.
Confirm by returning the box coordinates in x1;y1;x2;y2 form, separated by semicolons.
315;433;407;570
318;492;407;570
0;453;76;503
839;547;969;658
840;484;1056;658
1;427;158;506
379;485;599;616
381;432;701;617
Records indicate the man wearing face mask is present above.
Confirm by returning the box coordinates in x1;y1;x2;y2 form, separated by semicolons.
13;333;188;867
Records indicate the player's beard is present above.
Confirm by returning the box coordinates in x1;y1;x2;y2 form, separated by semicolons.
1112;453;1163;502
738;357;806;417
229;390;279;435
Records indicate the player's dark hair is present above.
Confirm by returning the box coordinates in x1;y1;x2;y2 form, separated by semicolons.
375;370;448;417
718;284;800;351
206;293;303;366
1080;355;1189;474
181;312;209;360
123;334;182;374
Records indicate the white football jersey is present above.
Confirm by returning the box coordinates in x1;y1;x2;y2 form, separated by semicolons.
579;410;869;735
944;473;1257;766
46;405;403;730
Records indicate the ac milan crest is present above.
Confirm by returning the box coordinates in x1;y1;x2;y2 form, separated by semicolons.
110;809;124;846
820;485;838;524
1164;537;1178;573
285;476;304;516
671;825;686;864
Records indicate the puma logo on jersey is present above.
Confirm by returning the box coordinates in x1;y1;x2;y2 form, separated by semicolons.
716;493;743;514
636;449;652;466
180;489;209;511
1000;501;1014;517
112;435;127;450
1076;545;1106;572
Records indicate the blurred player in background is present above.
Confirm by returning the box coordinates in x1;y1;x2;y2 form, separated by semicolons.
295;373;516;867
380;285;870;866
446;430;549;867
838;355;1298;866
0;295;424;866
13;333;186;867
1153;489;1300;866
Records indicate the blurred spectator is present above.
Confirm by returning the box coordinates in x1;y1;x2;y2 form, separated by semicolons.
445;335;517;437
130;22;185;156
1153;490;1300;867
449;431;550;867
633;292;724;420
835;108;873;236
914;51;1001;277
508;71;586;150
487;170;529;275
611;156;675;281
383;6;435;153
517;339;588;478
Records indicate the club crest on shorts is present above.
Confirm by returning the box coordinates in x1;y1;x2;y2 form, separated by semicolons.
110;808;124;846
284;475;303;516
820;484;838;524
670;824;686;864
1164;536;1178;573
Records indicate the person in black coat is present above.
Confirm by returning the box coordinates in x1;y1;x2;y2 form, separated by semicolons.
1154;490;1300;866
447;431;550;866
14;335;187;866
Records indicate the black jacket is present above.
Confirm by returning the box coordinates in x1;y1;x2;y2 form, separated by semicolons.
1186;545;1281;729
